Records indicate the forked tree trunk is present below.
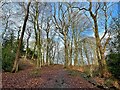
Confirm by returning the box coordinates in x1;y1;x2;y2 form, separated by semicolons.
11;2;31;73
87;2;109;77
89;11;108;77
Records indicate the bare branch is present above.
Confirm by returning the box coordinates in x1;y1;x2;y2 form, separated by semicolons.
103;35;110;53
101;2;108;42
95;3;101;16
71;7;88;11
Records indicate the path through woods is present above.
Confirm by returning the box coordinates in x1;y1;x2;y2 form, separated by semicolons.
2;60;99;89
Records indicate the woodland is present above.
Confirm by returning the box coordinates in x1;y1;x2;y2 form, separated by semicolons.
0;1;120;89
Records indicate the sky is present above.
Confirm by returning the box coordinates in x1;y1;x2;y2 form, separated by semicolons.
2;0;120;2
81;2;119;38
0;1;119;65
0;1;119;45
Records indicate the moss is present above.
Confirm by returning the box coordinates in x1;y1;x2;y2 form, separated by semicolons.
105;79;113;86
30;69;41;78
66;69;80;76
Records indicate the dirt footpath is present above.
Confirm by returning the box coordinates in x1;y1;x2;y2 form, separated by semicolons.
2;62;100;89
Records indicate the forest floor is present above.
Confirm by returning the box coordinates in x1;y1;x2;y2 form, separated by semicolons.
2;60;119;89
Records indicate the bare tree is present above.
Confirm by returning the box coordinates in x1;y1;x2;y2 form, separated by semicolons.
52;3;71;68
87;2;110;77
12;2;31;73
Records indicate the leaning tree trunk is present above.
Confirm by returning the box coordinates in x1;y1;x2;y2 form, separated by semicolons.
11;2;31;73
88;2;109;77
92;15;108;77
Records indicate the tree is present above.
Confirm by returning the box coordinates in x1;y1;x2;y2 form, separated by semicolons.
52;3;70;68
72;2;111;77
107;10;120;79
1;2;24;72
109;17;120;53
11;2;31;73
33;1;42;68
45;17;51;65
88;2;110;77
2;31;17;71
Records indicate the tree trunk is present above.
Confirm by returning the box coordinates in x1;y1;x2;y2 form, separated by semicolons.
80;45;84;66
11;2;31;73
42;52;45;66
69;41;73;66
46;32;49;65
74;39;78;66
37;22;41;68
90;13;108;77
64;34;69;68
84;43;90;65
24;33;30;60
56;43;59;64
32;4;38;60
31;42;36;60
36;2;42;68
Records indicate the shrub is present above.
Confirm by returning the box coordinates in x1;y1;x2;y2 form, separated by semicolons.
2;34;25;72
2;43;16;71
106;53;120;79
